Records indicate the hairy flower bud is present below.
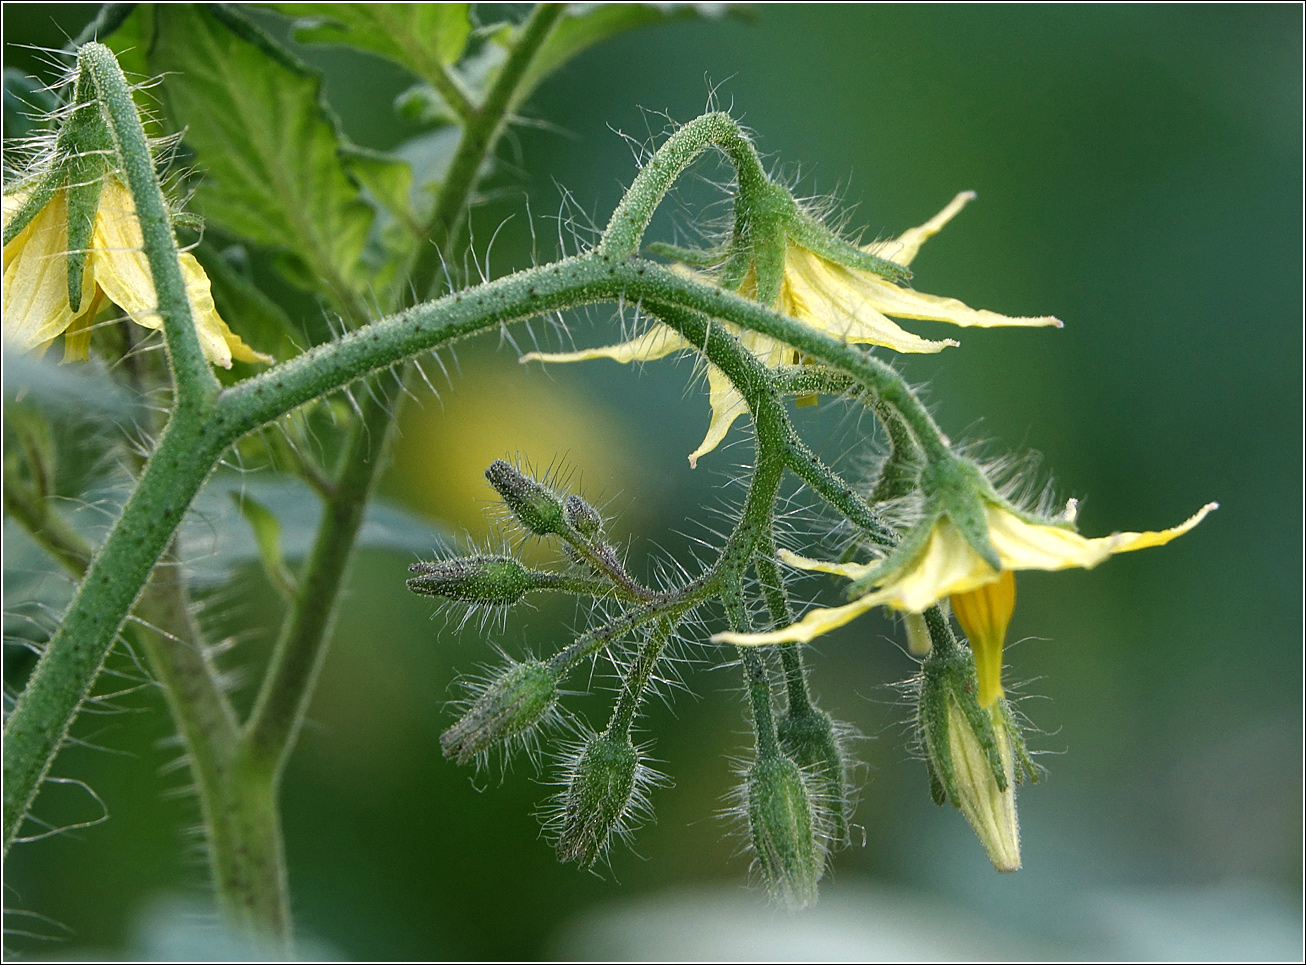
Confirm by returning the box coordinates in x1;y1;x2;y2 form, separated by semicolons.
916;647;1027;872
407;555;534;606
777;706;852;851
440;660;559;764
555;731;639;868
746;753;821;909
485;460;565;536
563;494;603;540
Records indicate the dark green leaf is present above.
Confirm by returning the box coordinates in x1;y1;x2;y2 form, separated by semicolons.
146;4;373;294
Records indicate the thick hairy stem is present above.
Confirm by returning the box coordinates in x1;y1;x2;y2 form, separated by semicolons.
597;111;771;260
3;412;225;852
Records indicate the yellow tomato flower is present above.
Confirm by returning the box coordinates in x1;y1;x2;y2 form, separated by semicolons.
3;178;270;367
713;500;1218;647
523;192;1061;466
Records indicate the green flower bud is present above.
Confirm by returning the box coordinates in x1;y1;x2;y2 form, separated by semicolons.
407;555;534;606
440;660;559;765
746;752;821;909
777;706;852;852
555;731;639;868
563;494;603;540
485;460;565;536
917;646;1030;872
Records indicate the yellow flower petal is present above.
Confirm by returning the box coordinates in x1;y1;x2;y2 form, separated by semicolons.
520;324;690;366
951;570;1016;708
2;189;88;349
687;363;749;468
723;502;1216;648
864;191;976;268
782;247;960;354
712;586;891;646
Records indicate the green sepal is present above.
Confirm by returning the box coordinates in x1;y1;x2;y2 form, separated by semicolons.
750;215;789;308
786;211;913;283
440;659;559;765
777;704;851;851
847;513;935;598
747;751;821;909
644;241;730;268
62;156;108;314
919;643;1009;800
921;456;1001;572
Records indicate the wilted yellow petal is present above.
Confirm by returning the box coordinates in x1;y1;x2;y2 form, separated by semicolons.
864;191;976;268
520;324;690;366
951;570;1016;708
852;281;1062;330
2;189;87;349
687;364;749;468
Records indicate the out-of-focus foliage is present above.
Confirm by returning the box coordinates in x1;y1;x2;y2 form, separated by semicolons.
2;3;1299;960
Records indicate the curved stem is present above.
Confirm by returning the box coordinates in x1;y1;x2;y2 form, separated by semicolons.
597;111;770;260
408;3;565;299
80;42;219;406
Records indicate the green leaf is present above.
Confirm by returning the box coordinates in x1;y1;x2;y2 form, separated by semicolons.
270;3;473;76
2;352;142;422
340;144;418;231
182;474;450;586
516;3;740;104
145;4;373;294
231;490;296;597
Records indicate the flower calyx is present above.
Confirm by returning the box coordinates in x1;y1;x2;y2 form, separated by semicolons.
916;641;1034;872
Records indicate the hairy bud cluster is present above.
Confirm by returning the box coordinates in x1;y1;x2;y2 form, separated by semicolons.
555;731;639;868
746;752;821;910
440;660;560;765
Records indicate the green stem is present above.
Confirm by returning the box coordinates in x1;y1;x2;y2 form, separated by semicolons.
79;42;219;405
597;111;771;260
242;375;402;774
754;552;812;716
408;3;565;298
3;411;224;853
607;619;674;737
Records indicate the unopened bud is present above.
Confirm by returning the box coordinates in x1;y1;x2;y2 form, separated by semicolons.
407;555;534;606
777;706;851;851
563;494;603;540
747;753;820;909
917;647;1025;872
485;460;565;536
440;660;558;764
556;731;638;868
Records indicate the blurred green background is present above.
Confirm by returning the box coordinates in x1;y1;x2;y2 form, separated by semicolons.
3;3;1301;960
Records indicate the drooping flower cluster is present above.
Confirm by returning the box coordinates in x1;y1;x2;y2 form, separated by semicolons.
525;192;1061;465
